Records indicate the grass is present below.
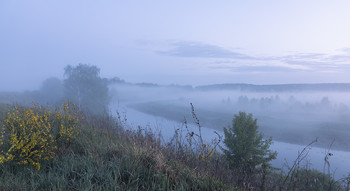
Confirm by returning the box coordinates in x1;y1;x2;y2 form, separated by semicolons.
0;103;349;190
0;104;239;191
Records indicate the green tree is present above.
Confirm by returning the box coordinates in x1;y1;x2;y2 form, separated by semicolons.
63;64;109;114
222;112;277;186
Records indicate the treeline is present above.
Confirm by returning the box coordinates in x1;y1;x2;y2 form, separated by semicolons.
197;83;350;92
220;95;350;116
0;64;122;115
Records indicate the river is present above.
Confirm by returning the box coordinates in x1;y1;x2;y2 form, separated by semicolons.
110;104;350;180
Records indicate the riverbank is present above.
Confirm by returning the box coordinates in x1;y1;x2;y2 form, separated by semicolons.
112;104;350;180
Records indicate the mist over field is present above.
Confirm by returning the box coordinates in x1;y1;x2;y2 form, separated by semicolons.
110;83;350;151
107;82;350;179
2;73;350;180
2;1;350;188
3;77;349;152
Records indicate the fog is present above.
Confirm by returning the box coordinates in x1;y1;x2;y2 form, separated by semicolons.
1;70;350;179
108;83;350;179
110;83;350;150
2;0;350;182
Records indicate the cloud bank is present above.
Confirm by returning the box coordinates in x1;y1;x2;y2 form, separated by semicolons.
157;41;350;74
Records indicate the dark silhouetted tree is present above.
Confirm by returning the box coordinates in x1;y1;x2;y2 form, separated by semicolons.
63;64;109;114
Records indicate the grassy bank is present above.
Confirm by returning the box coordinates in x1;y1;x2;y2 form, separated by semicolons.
0;103;238;191
0;103;348;190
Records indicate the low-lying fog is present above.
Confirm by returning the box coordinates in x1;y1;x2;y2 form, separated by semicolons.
1;80;349;179
110;83;350;179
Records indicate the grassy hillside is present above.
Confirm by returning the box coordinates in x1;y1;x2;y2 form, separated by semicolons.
0;103;239;191
0;103;348;190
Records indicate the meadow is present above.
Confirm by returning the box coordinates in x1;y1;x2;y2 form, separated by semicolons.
0;102;349;190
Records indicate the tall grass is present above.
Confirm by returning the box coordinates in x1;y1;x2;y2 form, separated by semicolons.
0;103;239;191
0;102;349;190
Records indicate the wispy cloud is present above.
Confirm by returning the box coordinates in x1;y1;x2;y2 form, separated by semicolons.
279;53;327;60
156;40;350;74
329;55;350;62
211;65;301;73
158;41;253;59
338;47;350;53
280;50;350;72
210;59;310;73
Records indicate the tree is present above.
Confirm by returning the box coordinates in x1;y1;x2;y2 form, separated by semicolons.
222;112;277;186
63;64;109;114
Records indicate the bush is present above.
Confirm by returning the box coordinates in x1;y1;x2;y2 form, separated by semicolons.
280;168;341;191
52;101;81;147
0;101;81;170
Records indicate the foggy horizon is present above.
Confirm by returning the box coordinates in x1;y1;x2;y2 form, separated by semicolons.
2;1;350;188
2;1;350;91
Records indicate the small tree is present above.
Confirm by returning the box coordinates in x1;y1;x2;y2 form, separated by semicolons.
222;112;277;187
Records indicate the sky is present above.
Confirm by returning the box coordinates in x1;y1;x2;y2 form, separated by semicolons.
1;0;350;91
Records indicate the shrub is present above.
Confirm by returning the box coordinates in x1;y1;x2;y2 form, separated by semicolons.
222;112;277;187
52;101;81;147
0;101;81;170
281;168;341;191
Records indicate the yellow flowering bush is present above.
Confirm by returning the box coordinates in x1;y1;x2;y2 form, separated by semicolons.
52;101;81;147
0;100;81;170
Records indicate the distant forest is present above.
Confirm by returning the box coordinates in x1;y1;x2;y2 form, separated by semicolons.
196;83;350;92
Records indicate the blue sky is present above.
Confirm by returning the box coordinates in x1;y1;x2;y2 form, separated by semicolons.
1;0;350;91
